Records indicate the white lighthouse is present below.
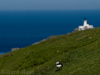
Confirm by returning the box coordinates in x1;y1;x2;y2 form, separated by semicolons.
78;18;94;31
83;18;88;26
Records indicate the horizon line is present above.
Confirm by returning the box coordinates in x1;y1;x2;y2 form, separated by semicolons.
0;9;100;11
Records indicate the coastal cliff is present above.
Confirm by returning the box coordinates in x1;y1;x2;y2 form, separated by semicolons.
0;27;100;75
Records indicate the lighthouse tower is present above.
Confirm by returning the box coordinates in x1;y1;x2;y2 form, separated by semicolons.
83;18;88;26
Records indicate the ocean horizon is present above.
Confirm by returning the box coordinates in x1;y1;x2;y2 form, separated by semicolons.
0;10;100;55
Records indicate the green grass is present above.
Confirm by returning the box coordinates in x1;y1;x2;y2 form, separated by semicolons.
0;27;100;75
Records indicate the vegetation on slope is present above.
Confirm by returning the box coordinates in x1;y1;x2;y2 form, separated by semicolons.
0;27;100;75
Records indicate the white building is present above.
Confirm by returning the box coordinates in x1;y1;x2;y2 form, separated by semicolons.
78;18;94;31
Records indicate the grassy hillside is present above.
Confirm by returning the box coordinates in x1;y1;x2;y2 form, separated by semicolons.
0;27;100;75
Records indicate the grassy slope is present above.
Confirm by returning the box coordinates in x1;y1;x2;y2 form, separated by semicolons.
0;27;100;75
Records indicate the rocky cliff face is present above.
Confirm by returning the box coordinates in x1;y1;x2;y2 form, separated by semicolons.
74;28;79;31
11;48;20;51
32;35;57;45
74;28;94;32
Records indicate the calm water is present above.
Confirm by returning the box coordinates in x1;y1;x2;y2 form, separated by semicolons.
0;10;100;54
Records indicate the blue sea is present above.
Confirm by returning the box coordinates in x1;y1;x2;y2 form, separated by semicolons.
0;10;100;54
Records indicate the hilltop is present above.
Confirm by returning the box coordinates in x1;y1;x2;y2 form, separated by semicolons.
0;27;100;75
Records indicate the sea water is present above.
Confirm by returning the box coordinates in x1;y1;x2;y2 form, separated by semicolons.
0;10;100;54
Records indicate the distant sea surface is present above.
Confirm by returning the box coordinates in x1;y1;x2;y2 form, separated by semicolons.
0;10;100;54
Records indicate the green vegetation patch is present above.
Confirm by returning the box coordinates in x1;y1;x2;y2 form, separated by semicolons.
0;27;100;75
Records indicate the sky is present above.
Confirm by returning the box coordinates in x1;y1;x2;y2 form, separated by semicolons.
0;0;100;10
